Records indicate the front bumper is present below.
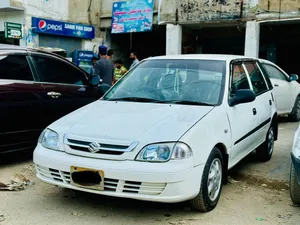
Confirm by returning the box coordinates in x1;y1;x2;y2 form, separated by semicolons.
291;153;300;185
33;145;204;203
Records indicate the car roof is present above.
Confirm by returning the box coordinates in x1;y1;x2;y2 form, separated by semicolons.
146;54;259;62
0;44;67;60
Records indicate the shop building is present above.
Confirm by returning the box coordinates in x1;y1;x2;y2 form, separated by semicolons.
0;0;102;57
158;0;300;76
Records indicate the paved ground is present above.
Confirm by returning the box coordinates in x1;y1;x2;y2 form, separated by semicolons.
0;121;299;225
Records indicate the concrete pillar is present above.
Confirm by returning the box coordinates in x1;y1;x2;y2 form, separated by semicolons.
166;24;182;55
244;21;260;58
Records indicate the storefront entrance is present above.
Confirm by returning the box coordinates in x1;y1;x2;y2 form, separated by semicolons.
260;21;300;76
110;25;166;69
182;24;246;55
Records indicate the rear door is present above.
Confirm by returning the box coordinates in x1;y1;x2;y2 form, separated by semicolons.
0;52;44;153
243;61;273;145
29;53;100;128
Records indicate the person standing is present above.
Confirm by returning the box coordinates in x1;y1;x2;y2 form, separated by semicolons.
129;51;139;69
88;54;99;76
107;49;114;60
94;45;114;85
113;59;128;83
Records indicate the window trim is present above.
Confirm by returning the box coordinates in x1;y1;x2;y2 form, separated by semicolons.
29;53;89;86
0;53;37;82
228;59;270;107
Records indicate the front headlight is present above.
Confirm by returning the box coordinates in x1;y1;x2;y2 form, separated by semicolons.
135;142;192;162
39;129;60;151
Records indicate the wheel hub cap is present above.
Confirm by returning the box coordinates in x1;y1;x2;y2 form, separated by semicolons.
207;158;222;202
268;128;275;155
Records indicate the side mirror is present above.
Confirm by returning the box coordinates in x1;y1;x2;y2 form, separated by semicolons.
289;74;299;82
229;89;256;107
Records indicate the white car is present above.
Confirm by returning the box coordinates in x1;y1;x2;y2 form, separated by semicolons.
34;55;278;212
290;124;300;204
259;60;300;121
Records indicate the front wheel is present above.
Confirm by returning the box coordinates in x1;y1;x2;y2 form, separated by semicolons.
290;163;300;204
289;97;300;122
256;126;275;162
190;147;223;212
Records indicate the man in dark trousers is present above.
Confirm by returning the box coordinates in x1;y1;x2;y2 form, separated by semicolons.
94;45;114;85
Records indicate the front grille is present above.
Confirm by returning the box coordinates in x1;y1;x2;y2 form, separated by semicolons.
69;145;124;155
36;165;166;195
63;135;139;158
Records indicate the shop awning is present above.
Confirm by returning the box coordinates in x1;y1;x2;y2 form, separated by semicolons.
0;0;24;12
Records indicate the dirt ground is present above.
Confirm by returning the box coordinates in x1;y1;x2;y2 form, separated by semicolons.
0;152;299;225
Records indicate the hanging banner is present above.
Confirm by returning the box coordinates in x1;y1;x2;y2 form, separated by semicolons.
111;0;154;34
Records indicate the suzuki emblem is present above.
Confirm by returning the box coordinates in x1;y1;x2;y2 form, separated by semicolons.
88;141;101;153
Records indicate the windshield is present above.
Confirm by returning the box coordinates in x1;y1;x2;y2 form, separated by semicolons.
103;59;226;105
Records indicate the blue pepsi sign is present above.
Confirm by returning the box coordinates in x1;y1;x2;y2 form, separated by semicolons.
32;17;95;39
77;51;94;62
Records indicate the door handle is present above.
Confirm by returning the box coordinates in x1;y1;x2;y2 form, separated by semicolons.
47;92;61;99
274;84;279;87
252;108;257;115
269;100;272;106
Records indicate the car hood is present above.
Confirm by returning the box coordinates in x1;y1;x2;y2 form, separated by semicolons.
50;100;214;144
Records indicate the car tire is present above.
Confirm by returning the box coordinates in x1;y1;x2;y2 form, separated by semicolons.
190;147;223;212
290;163;300;204
289;97;300;122
256;125;275;162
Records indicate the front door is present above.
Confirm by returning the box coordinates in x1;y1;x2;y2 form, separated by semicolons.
226;61;260;168
30;54;99;128
0;53;43;153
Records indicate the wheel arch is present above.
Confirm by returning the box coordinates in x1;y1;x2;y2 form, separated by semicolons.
215;143;229;184
271;113;278;141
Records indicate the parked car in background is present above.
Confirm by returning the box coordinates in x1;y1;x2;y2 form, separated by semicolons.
34;55;278;212
290;123;300;204
0;44;110;154
259;59;300;121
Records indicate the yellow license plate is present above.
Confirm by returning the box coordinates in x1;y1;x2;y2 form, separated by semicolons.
70;166;104;191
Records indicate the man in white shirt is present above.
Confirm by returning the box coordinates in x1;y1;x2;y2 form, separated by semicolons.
130;51;139;69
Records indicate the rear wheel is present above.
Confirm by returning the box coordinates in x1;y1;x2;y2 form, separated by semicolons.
256;126;275;162
190;147;223;212
290;163;300;204
289;97;300;122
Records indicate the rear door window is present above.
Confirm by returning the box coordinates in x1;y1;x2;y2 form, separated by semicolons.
32;55;88;86
244;62;268;95
0;54;33;81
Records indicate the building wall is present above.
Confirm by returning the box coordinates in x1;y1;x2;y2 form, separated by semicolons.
7;0;102;51
68;0;102;51
257;0;300;20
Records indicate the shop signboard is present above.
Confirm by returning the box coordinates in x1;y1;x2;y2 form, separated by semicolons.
111;0;154;34
4;22;22;39
31;17;95;39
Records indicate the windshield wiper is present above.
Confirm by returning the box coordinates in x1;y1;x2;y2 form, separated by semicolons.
107;97;163;103
169;100;214;106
